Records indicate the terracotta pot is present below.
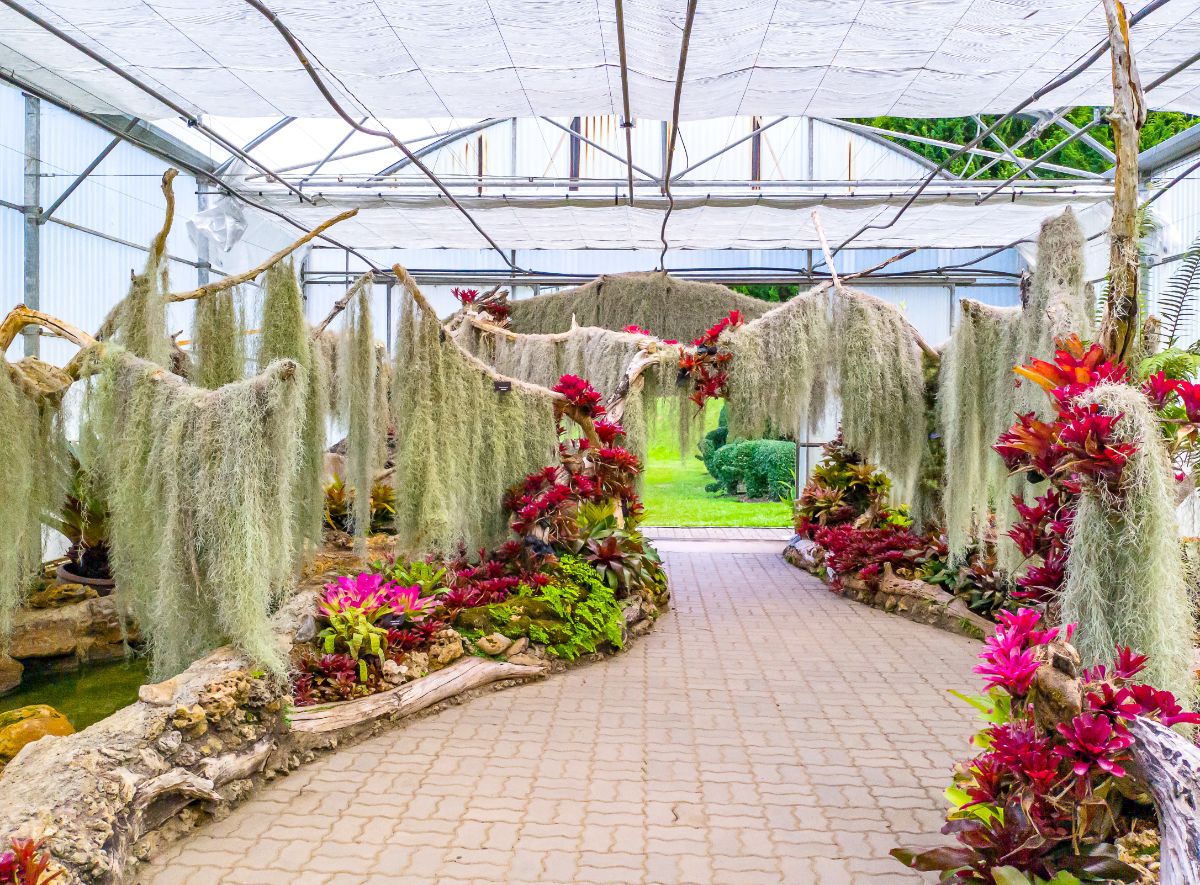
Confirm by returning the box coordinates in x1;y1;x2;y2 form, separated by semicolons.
56;563;115;594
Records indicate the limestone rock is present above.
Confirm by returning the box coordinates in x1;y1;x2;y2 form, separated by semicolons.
170;705;207;739
0;654;22;696
139;678;180;707
429;630;465;669
503;637;529;659
1031;640;1083;732
0;705;75;765
475;633;512;656
382;660;404;685
26;582;96;609
7;605;79;658
506;653;544;668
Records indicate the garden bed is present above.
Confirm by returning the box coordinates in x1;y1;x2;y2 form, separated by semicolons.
0;556;666;885
783;536;993;640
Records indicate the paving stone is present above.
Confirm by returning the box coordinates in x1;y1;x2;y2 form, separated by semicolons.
142;541;979;884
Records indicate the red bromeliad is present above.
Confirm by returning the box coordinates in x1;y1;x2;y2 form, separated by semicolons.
450;287;480;306
894;610;1197;881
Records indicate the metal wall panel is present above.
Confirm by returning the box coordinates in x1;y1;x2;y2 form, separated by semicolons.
0;83;23;205
1146;156;1200;348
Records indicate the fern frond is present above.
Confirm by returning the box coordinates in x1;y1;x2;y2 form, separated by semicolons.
1158;232;1200;348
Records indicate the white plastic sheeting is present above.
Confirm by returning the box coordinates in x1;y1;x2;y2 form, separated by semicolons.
1;0;1198;121
233;189;1113;250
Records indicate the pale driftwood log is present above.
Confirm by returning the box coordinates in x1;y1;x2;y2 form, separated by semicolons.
1128;717;1200;884
289;656;546;735
1098;0;1147;363
314;270;373;334
198;737;275;784
126;769;223;844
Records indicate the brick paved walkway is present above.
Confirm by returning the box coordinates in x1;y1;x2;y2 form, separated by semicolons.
143;538;981;884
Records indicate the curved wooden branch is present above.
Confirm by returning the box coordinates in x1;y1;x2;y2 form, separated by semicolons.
149;168;179;265
314;270;373;334
0;304;96;351
168;209;359;304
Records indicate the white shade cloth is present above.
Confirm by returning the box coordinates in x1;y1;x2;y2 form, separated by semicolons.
1;0;1197;121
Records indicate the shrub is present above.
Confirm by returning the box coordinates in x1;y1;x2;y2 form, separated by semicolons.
709;439;796;500
794;434;895;536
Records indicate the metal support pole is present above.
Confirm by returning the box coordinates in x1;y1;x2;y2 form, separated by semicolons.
196;189;211;288
22;93;40;358
385;281;393;355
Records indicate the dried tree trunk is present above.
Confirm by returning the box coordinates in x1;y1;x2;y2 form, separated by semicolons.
1128;717;1200;883
1098;0;1147;363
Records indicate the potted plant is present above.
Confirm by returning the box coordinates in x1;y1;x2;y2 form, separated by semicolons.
42;447;113;590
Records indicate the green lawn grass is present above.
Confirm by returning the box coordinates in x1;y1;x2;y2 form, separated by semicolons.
639;407;793;528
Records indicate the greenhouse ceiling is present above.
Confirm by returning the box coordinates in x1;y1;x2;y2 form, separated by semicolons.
1;0;1198;120
2;0;1197;256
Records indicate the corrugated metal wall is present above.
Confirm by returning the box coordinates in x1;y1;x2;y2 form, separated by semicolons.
1146;154;1200;348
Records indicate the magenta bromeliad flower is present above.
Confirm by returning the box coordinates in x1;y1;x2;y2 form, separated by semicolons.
321;572;431;618
1054;713;1133;778
974;644;1041;695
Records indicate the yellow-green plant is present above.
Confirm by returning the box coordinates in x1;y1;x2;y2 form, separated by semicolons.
1062;382;1196;703
392;288;559;555
938;209;1093;560
0;366;63;639
505;272;771;344
191;287;245;389
81;346;303;678
259;261;328;556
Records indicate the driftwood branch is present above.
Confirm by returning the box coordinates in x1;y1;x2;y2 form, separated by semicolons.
168;209;359;304
0;304;96;351
289;656;545;735
149;169;178;266
1098;0;1147;363
314;270;373;334
1128;717;1200;883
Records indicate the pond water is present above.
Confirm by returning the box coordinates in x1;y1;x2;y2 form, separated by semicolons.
0;657;149;731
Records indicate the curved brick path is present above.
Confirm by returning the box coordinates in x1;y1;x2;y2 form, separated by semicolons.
143;530;980;884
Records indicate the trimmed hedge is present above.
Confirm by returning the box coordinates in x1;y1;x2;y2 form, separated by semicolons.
706;439;796;501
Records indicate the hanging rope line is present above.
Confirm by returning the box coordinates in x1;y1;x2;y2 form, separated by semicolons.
657;0;699;270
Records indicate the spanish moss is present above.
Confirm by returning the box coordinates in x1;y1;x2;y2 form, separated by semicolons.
338;286;379;554
938;209;1092;558
1062;383;1196;703
506;272;771;343
0;365;63;641
190;288;245;389
81;347;303;679
259;261;328;556
393;288;559;555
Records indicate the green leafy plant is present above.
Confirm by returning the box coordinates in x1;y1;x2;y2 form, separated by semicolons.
41;445;111;581
794;435;895;536
373;557;448;596
567;513;663;598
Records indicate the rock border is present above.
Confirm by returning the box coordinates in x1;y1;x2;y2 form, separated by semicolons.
0;586;665;884
782;536;993;640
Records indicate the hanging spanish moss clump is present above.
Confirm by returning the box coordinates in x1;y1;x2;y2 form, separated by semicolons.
832;289;927;505
191;288;245;389
259;261;328;555
81;347;302;678
0;366;63;640
506;272;771;343
1061;383;1195;703
393;287;559;555
372;343;392;473
722;286;832;444
938;209;1092;558
338;286;378;554
111;248;172;368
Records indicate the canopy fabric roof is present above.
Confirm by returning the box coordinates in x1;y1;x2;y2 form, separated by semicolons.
231;189;1113;250
2;0;1198;122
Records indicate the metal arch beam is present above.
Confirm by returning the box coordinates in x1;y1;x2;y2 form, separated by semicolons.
0;0;313;204
815;118;957;180
248;122;495;178
0;68;381;271
670;116;788;182
300;117;367;187
831;0;1175;257
214;115;297;176
372;117;510;179
966;108;1071;180
974;118;1109;203
831;120;1102;178
539;117;661;182
1053;115;1116;164
40;120;137;222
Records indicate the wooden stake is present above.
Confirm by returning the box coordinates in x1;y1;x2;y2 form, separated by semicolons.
1098;0;1147;363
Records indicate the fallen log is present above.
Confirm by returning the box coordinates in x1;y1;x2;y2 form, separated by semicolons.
1128;717;1200;884
289;656;546;735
